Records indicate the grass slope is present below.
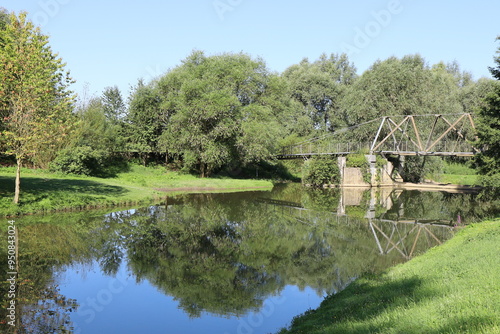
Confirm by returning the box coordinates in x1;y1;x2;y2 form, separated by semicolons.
278;219;500;334
0;165;273;217
435;162;479;186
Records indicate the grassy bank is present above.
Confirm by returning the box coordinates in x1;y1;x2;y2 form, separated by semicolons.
278;219;500;334
0;165;273;217
433;161;479;186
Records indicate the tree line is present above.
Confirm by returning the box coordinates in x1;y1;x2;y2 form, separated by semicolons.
1;9;500;202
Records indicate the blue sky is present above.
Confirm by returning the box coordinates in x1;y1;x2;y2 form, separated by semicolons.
3;0;500;100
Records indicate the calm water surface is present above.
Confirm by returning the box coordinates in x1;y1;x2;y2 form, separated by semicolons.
2;184;498;334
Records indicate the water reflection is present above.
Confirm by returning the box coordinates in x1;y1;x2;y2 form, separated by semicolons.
1;185;498;333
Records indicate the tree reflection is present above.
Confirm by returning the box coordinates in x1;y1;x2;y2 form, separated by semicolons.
1;216;99;333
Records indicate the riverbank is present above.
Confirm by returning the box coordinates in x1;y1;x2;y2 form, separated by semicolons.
0;165;273;217
277;219;500;334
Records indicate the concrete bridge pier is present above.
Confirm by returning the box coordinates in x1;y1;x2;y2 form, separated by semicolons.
336;155;397;187
398;155;405;180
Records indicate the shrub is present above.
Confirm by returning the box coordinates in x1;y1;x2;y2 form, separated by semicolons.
346;153;369;168
346;154;371;184
50;146;112;177
302;156;340;187
402;156;443;183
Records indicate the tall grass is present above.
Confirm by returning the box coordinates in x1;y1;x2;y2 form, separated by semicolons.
278;219;500;334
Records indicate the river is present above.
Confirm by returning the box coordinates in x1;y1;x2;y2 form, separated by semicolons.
1;184;498;334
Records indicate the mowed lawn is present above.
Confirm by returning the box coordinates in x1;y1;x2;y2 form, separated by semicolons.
0;165;273;217
278;219;500;334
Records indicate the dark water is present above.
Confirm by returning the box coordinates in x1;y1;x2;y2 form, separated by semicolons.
1;184;499;334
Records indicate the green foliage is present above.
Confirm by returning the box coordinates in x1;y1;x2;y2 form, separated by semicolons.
338;55;463;142
102;85;126;122
345;153;368;168
346;153;371;184
50;93;128;177
431;161;479;185
472;84;500;177
489;35;500;80
402;156;443;183
49;146;115;177
153;51;287;176
478;174;500;188
125;80;163;156
471;37;500;178
443;161;476;175
0;11;76;203
302;156;340;187
74;97;123;151
283;53;357;131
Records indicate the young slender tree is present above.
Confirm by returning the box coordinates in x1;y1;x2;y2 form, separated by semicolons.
0;12;75;203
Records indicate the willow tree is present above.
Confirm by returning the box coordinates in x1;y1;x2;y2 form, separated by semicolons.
157;51;283;177
0;12;75;203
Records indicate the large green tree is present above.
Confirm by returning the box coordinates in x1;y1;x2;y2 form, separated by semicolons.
283;53;357;132
472;36;500;178
0;12;75;203
126;79;164;164
155;51;285;176
340;55;460;126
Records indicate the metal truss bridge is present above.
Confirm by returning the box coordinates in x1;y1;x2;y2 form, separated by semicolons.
277;113;478;159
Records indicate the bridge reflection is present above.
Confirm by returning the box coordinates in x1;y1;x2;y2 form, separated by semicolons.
257;188;457;260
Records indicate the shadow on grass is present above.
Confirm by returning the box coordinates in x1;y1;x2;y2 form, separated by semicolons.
0;176;126;196
0;175;128;211
284;271;499;334
283;276;433;334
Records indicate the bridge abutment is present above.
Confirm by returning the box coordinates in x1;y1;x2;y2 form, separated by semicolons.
336;155;395;187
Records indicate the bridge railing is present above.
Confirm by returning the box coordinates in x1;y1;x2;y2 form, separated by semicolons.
279;140;476;158
281;142;372;157
374;139;476;156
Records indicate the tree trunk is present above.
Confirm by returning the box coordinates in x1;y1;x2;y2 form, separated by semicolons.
14;158;21;204
201;163;205;178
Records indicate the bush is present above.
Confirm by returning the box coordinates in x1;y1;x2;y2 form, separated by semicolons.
402;156;443;183
302;156;340;187
346;154;371;184
346;153;368;168
50;146;114;177
478;174;500;188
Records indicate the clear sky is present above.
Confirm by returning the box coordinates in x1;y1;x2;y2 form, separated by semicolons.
3;0;500;100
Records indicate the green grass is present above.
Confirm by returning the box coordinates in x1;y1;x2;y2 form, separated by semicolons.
278;219;500;334
437;174;478;185
0;165;273;217
430;162;479;186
